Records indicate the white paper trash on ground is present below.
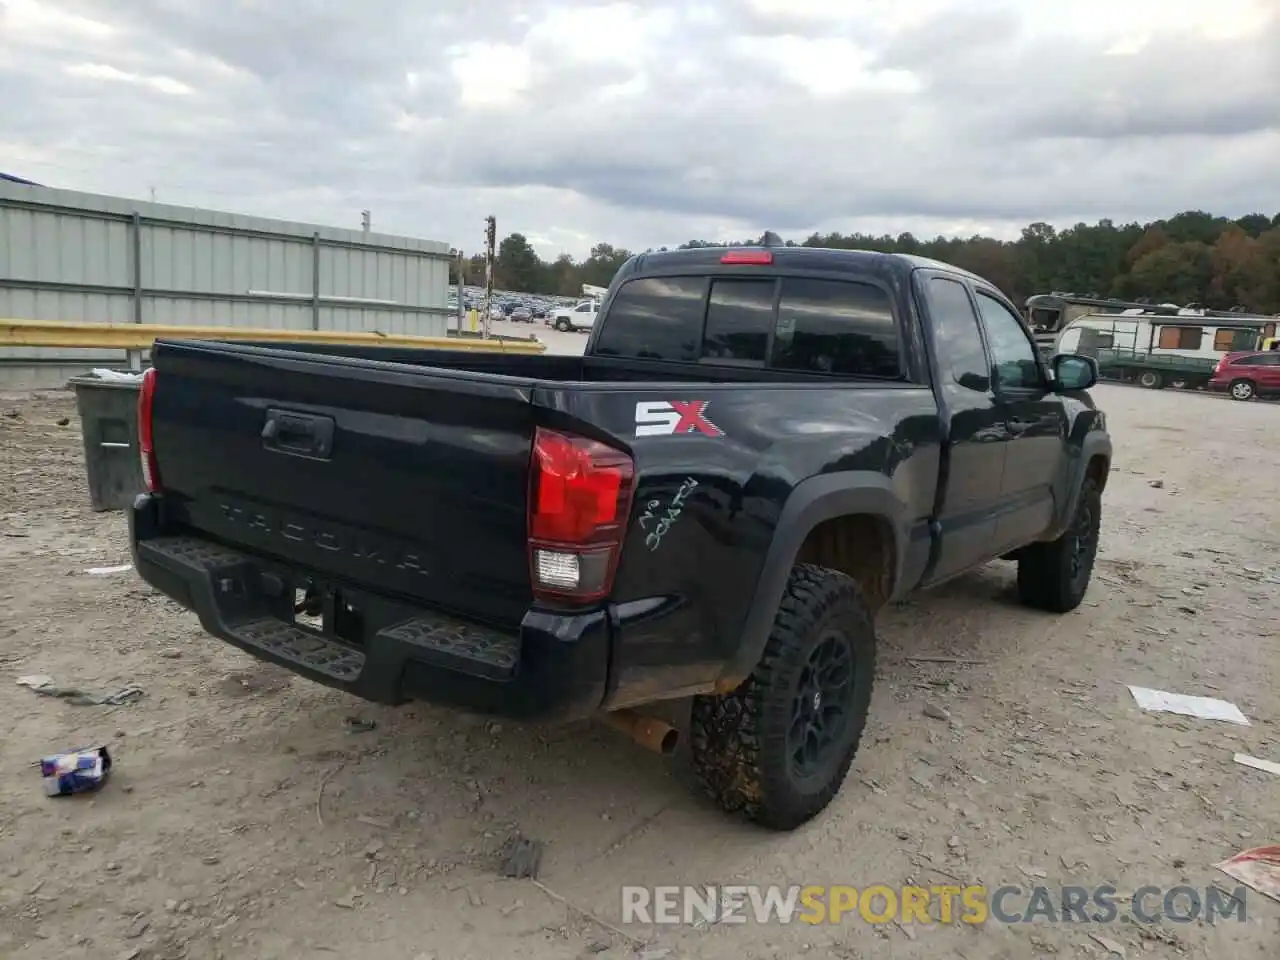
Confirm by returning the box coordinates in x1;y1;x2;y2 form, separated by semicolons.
85;564;133;576
1234;754;1280;777
1128;686;1250;725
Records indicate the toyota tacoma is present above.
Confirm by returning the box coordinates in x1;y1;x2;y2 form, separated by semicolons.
129;242;1111;830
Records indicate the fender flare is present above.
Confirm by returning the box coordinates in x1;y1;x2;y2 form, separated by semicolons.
720;472;909;683
1051;432;1112;538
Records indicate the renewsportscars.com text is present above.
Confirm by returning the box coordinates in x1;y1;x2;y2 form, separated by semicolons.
621;884;1249;926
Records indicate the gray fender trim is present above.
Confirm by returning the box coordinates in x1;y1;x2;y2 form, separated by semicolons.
1051;433;1112;538
720;472;909;683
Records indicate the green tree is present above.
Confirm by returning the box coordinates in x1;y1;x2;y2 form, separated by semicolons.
495;233;543;292
579;243;633;288
471;210;1280;315
1118;242;1214;304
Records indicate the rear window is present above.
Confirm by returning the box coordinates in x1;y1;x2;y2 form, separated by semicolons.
774;277;899;377
593;276;705;361
703;279;775;363
595;273;901;377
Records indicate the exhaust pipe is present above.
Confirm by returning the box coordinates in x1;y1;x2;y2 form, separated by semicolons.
602;710;679;755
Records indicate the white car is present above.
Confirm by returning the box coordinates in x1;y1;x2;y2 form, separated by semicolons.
550;300;599;332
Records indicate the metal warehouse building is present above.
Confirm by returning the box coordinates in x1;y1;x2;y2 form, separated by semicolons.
0;180;453;388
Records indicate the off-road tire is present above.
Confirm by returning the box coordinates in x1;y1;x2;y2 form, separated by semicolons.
1017;477;1101;612
1229;379;1256;401
556;318;571;332
688;564;876;831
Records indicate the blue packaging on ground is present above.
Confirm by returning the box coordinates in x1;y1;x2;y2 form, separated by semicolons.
40;746;112;796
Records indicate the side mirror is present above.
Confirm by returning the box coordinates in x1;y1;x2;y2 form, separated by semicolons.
1052;353;1098;391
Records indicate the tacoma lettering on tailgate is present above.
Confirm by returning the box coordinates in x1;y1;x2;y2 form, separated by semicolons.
217;501;430;576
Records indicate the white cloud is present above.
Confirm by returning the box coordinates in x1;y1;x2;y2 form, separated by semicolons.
65;62;193;95
0;0;1275;260
3;0;115;40
728;36;922;96
449;42;532;109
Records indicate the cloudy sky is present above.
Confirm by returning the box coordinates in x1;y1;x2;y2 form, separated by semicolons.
2;0;1277;259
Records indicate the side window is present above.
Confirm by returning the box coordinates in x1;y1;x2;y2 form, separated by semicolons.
926;277;989;392
773;278;900;377
974;291;1043;391
1213;328;1254;352
1078;328;1114;350
593;277;706;361
702;279;775;364
1157;326;1203;350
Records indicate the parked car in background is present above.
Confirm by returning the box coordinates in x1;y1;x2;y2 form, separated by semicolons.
550;300;599;332
1208;351;1280;400
510;306;533;323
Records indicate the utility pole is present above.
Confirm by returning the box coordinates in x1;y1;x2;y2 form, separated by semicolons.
454;249;466;333
483;215;496;340
361;209;371;234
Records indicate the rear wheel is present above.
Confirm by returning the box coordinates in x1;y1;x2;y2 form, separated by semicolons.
1138;370;1164;389
1229;379;1256;401
689;564;876;831
1017;477;1101;613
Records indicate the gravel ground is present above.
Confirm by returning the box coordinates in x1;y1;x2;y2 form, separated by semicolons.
1;373;1277;960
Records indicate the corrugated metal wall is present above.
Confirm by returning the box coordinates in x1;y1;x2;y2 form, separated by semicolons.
0;182;452;387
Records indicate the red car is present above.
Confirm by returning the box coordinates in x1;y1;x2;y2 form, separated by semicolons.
1208;351;1280;401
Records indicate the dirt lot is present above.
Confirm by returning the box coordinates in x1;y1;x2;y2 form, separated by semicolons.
1;383;1277;960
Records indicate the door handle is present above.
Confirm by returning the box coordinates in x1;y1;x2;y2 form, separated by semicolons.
262;409;335;459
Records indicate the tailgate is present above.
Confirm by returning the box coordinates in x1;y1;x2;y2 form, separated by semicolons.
149;341;538;628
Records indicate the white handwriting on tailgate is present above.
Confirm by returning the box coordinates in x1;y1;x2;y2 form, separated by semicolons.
639;477;699;552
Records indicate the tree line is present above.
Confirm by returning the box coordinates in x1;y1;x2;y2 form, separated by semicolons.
453;209;1280;314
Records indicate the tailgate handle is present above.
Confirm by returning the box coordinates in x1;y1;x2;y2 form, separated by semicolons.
261;409;335;460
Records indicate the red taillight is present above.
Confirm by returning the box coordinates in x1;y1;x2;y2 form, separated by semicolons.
138;367;161;492
528;427;634;603
720;250;773;265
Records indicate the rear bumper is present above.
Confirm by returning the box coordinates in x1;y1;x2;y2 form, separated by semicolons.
129;493;610;720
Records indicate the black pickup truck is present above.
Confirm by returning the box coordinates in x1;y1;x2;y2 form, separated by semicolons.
129;244;1111;830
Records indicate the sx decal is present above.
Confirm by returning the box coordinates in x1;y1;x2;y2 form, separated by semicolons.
634;400;723;438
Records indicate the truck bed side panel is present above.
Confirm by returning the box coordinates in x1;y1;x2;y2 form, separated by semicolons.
534;382;942;707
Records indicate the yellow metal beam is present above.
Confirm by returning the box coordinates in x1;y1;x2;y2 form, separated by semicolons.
0;318;545;354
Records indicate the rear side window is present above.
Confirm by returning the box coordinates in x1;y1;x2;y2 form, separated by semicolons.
703;279;775;363
773;278;899;377
925;277;989;392
594;276;706;361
